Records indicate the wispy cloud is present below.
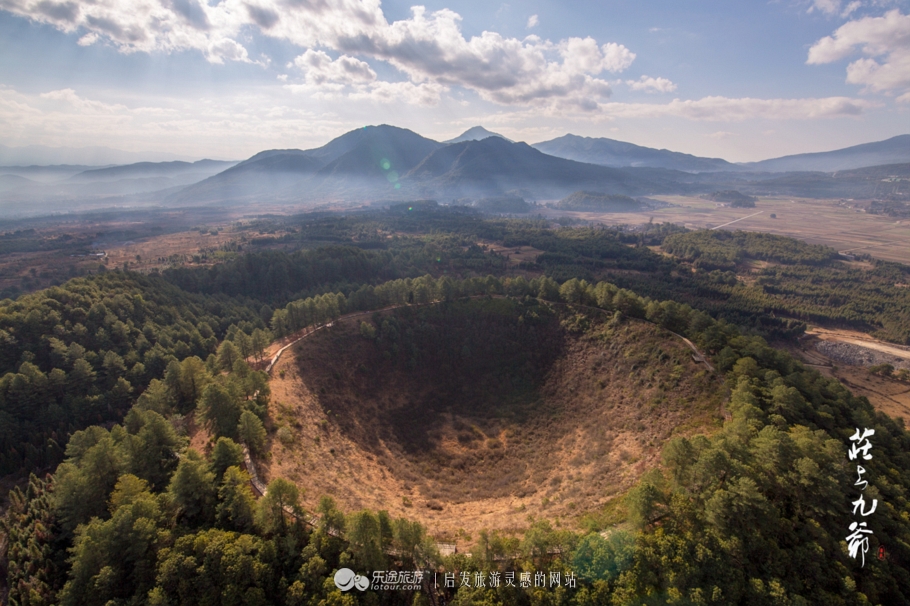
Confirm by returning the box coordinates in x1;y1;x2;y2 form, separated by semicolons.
599;96;876;120
527;14;539;28
475;95;877;122
807;0;864;18
625;75;677;93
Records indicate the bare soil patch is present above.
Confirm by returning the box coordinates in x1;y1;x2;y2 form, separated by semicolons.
786;333;910;422
807;327;910;362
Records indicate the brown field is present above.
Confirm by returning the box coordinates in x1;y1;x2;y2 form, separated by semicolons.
0;207;301;296
102;228;239;271
543;196;910;265
258;308;724;539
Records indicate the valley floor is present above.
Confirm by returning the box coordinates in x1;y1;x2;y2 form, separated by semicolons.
544;195;910;265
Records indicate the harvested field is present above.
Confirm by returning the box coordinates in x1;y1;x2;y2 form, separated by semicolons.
541;196;910;264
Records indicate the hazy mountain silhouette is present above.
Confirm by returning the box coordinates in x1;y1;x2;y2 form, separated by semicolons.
532;134;735;172
738;135;910;172
444;126;512;144
168;126;682;204
0;143;198;165
406;137;677;198
150;125;900;205
171;125;442;204
69;160;236;182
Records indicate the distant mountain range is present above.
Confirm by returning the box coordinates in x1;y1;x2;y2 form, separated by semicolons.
168;125;689;206
0;159;238;213
1;126;907;218
532;134;736;172
69;159;236;182
0;144;203;166
532;133;910;173
737;135;910;172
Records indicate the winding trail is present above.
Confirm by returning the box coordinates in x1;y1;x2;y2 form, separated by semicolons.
671;332;716;373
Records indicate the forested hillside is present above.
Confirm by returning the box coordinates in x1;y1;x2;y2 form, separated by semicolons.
2;213;910;604
0;272;261;475
2;270;909;604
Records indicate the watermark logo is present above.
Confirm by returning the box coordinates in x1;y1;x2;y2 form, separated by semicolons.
846;427;880;567
334;568;370;591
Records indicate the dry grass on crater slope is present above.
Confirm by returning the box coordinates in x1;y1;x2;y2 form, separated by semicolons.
261;302;724;537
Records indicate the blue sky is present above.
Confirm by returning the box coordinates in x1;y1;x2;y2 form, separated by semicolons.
0;0;907;162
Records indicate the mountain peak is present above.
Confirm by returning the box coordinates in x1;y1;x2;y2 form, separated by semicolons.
445;126;512;144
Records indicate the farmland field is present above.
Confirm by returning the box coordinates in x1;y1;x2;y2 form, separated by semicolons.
544;195;910;264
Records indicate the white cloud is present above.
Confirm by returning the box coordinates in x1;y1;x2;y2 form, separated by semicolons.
453;94;877;123
77;32;99;47
527;14;538;28
808;0;843;16
0;0;257;64
285;50;446;106
0;0;635;110
807;0;864;18
599;96;876;121
842;1;862;17
707;130;736;139
0;86;346;157
293;50;377;89
348;80;447;106
286;49;447;105
325;8;633;109
39;88;128;113
807;10;910;96
626;75;677;93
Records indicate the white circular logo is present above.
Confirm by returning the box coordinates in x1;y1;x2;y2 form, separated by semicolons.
334;568;370;591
